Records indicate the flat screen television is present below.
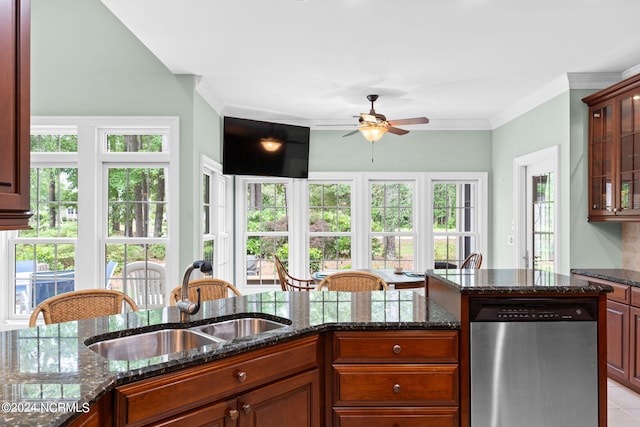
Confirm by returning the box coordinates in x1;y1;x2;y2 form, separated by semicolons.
223;116;310;178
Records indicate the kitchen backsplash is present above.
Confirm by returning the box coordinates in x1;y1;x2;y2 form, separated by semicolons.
622;223;640;271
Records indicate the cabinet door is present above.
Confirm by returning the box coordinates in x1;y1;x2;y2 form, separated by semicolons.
617;89;640;215
607;299;630;380
589;101;616;218
238;369;320;427
630;306;640;389
151;398;238;427
0;0;31;229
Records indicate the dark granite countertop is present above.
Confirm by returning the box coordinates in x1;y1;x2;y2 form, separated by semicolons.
426;268;614;294
571;268;640;289
0;290;457;427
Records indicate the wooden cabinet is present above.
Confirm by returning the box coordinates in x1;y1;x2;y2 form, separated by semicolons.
115;335;321;427
574;273;640;393
607;299;630;379
583;73;640;221
330;330;459;427
0;0;31;230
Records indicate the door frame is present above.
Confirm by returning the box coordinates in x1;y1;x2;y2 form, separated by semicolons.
513;145;560;271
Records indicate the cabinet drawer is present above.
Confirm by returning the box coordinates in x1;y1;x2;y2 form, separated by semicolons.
333;331;458;363
334;407;459;427
631;286;640;308
333;364;458;406
609;282;631;303
115;335;318;426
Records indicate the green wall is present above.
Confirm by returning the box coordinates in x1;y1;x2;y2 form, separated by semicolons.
492;91;622;274
31;0;222;273
309;130;492;172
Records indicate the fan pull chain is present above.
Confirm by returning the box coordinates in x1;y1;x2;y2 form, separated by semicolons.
371;143;374;162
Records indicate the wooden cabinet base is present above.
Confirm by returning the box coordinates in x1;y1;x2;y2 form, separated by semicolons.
333;407;459;427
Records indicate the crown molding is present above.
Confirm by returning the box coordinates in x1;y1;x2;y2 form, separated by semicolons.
490;72;626;129
623;63;640;79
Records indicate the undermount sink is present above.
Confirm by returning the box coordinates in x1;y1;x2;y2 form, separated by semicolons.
192;317;288;341
87;329;221;361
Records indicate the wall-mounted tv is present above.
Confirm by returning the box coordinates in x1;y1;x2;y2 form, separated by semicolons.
222;116;310;178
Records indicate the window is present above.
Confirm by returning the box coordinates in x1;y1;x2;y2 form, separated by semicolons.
308;182;352;272
370;181;416;271
432;180;481;268
243;180;290;287
5;118;178;322
202;157;232;280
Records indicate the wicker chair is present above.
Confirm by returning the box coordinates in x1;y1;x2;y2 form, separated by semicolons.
274;255;315;291
169;279;242;305
29;289;139;327
317;271;389;291
460;252;483;269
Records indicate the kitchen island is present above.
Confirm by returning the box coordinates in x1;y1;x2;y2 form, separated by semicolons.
0;290;458;426
426;269;612;427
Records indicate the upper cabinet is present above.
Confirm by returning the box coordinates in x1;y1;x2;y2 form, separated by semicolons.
0;0;31;230
584;73;640;222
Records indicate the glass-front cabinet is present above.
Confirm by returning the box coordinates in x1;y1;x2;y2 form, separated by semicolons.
584;73;640;221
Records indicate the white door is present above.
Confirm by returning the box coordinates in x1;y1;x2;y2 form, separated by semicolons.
514;147;558;272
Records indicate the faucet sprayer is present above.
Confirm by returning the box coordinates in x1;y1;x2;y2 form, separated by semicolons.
176;260;213;321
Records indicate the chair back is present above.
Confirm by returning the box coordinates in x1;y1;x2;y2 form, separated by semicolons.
274;255;315;291
105;260;118;288
460;252;483;269
170;279;242;305
317;271;389;291
123;261;166;309
29;289;139;327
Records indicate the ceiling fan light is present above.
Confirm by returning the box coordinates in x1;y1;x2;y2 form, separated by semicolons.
359;124;388;142
260;137;283;152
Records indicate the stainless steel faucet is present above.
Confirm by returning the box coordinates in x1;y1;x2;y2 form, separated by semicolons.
176;260;213;322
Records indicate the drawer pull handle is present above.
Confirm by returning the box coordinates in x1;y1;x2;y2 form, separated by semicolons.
242;403;251;414
393;384;401;393
236;371;247;382
392;344;401;354
228;409;239;420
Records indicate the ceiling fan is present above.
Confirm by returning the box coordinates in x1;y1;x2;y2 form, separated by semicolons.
343;94;429;143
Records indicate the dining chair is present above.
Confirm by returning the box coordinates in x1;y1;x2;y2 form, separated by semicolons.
460;252;483;269
29;289;139;327
123;261;166;309
317;271;389;291
274;255;315;291
169;278;242;305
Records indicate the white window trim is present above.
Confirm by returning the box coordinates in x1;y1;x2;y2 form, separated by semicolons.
231;171;488;294
1;116;179;328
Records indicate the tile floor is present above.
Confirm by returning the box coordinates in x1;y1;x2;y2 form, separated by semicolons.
608;379;640;426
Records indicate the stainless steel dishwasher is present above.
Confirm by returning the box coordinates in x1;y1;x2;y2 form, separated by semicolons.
469;297;599;427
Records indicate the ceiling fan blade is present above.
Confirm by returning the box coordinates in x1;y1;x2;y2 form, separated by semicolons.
386;126;409;136
342;129;360;137
387;117;430;126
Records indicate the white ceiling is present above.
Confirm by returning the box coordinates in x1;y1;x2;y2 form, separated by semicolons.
101;0;640;130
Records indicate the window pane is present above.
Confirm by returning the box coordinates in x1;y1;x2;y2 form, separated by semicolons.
309;183;352;272
14;243;76;314
20;168;78;238
30;133;77;152
370;183;413;232
106;134;166;152
107;168;168;238
370;236;414;270
433;182;479;268
105;243;167;309
246;183;288;232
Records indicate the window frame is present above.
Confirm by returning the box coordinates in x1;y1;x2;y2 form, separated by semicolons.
1;117;179;326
